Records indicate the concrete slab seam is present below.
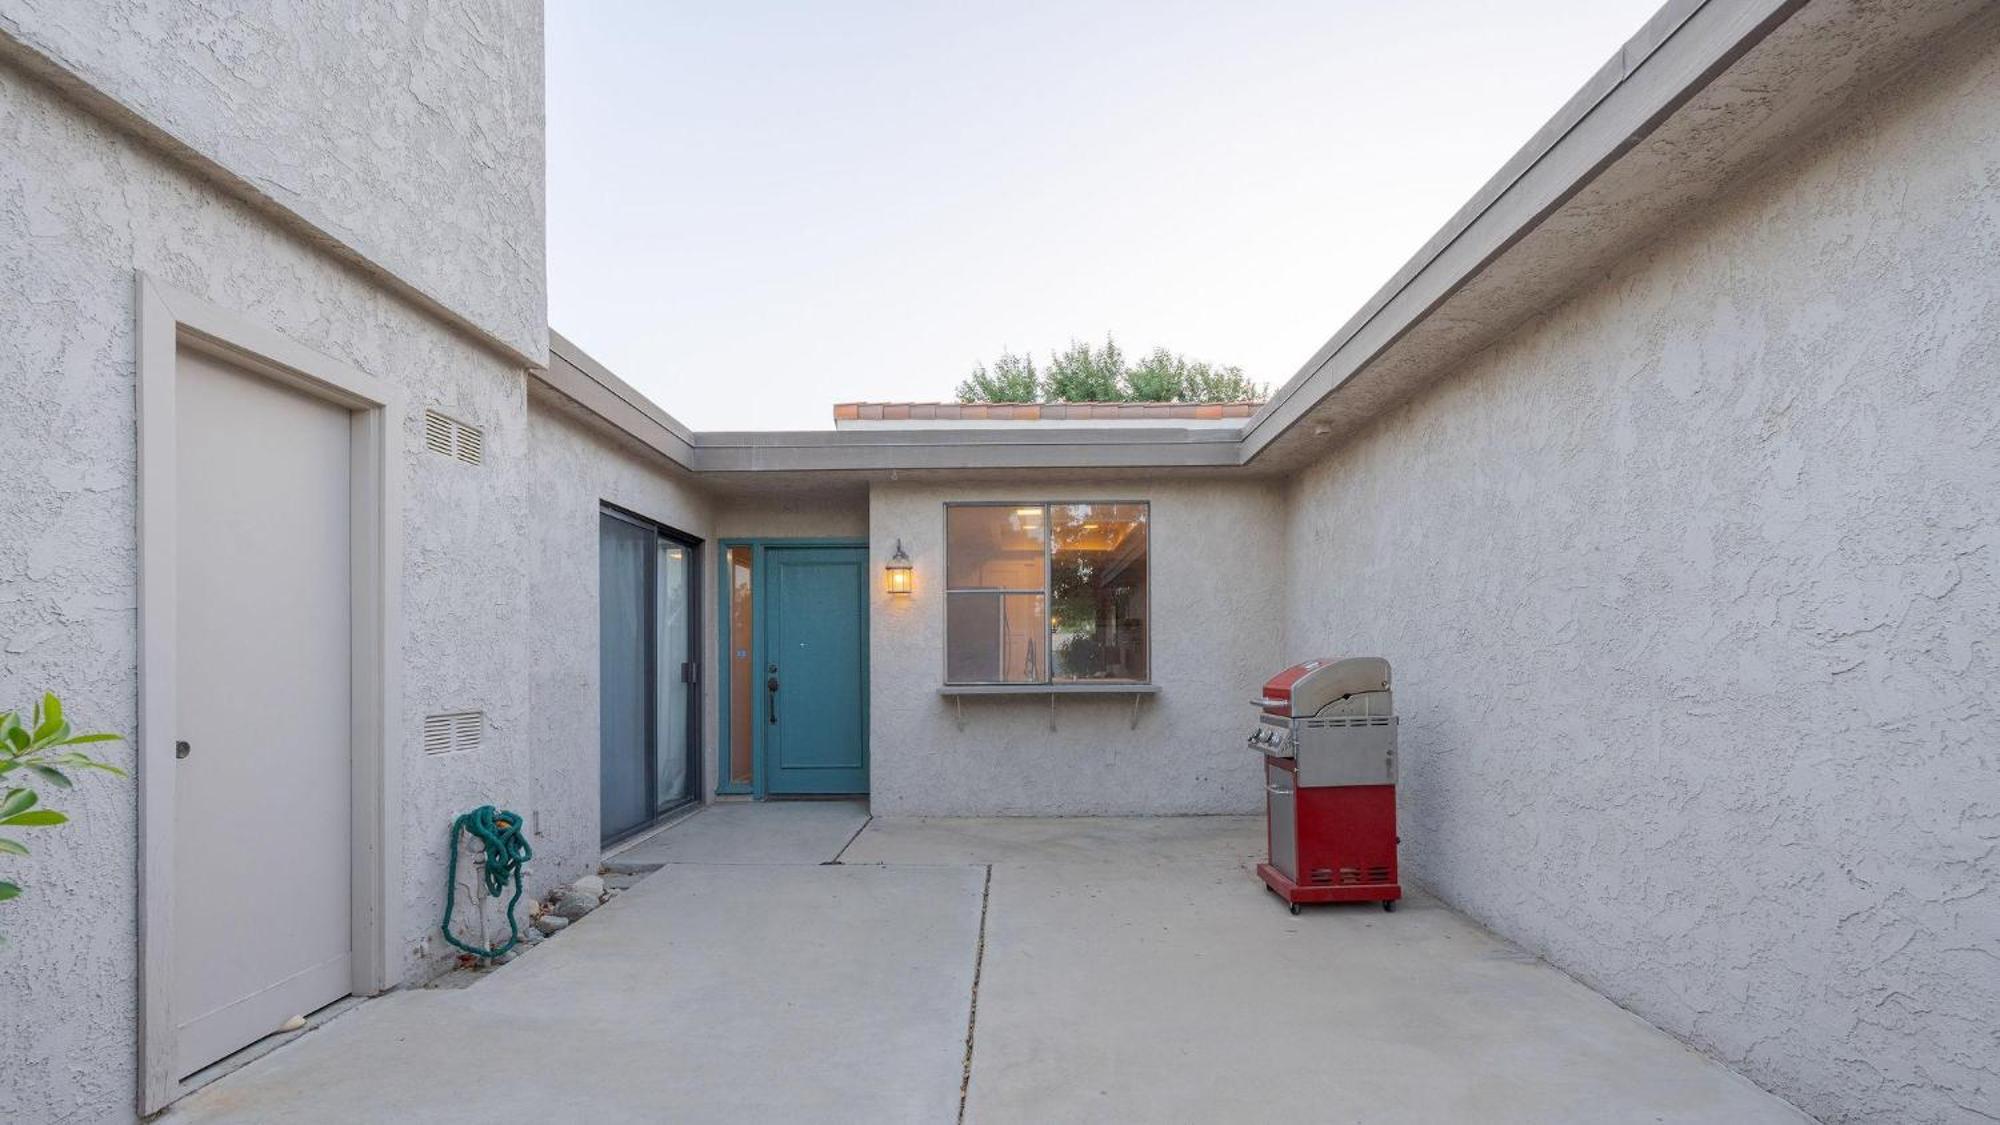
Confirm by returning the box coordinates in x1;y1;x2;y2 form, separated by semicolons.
827;814;874;865
958;863;993;1125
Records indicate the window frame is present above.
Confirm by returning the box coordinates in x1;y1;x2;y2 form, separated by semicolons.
941;500;1152;687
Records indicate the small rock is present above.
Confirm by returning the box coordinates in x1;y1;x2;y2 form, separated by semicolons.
533;913;570;935
278;1015;307;1033
552;891;597;920
572;875;605;899
492;949;518;965
516;926;543;944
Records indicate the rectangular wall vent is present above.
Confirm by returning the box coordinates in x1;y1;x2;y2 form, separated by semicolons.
423;409;484;466
422;711;485;755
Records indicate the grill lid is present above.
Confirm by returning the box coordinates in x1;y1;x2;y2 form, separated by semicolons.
1258;657;1392;717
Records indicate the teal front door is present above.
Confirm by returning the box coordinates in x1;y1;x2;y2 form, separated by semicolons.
764;546;869;795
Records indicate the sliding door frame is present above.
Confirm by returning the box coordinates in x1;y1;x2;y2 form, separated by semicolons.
600;503;702;845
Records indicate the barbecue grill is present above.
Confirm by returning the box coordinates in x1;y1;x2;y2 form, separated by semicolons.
1248;657;1402;913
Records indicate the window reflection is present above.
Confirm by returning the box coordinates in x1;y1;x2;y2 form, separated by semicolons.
1049;504;1148;681
943;502;1148;684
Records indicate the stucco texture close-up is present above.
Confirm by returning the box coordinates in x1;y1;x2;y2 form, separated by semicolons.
524;394;715;895
0;42;543;1122
713;490;868;541
0;0;548;361
869;479;1286;817
1279;23;2000;1125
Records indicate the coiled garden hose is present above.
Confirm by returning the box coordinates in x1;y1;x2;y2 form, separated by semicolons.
441;805;532;959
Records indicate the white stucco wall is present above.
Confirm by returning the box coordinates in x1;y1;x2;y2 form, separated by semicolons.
1279;24;2000;1125
524;398;715;894
869;479;1284;816
714;491;868;541
0;0;548;359
0;12;545;1118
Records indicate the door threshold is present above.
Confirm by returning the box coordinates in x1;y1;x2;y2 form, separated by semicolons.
600;801;705;865
169;993;365;1107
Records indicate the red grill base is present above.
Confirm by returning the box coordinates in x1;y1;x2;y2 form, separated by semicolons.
1257;862;1401;908
1262;772;1401;912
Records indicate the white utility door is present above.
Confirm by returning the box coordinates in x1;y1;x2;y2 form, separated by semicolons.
173;347;354;1078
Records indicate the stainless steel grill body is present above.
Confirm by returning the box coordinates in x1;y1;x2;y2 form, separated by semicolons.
1246;657;1397;787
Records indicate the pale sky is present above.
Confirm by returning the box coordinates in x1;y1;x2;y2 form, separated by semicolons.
546;1;1663;431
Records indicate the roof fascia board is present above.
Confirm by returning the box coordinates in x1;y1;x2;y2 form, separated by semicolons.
695;427;1237;449
694;427;1239;473
1237;0;1802;462
544;329;700;464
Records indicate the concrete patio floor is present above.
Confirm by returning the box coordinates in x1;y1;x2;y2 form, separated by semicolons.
166;804;1806;1124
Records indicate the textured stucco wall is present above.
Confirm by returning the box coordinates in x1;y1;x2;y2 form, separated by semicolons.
870;479;1284;816
714;491;868;540
524;398;715;894
1279;23;2000;1125
0;27;543;1121
0;0;547;360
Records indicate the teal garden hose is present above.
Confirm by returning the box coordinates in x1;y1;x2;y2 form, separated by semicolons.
440;805;532;958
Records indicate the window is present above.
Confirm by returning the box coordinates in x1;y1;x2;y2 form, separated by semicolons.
944;502;1149;684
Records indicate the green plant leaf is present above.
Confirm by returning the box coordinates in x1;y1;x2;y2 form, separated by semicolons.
0;838;26;856
28;765;70;789
30;719;72;749
0;790;34;819
60;733;122;745
0;881;20;901
53;756;126;777
0;810;66;828
31;697;66;744
3;724;27;752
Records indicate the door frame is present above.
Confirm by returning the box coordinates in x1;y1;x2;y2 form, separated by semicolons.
135;274;404;1114
597;504;703;845
715;538;867;799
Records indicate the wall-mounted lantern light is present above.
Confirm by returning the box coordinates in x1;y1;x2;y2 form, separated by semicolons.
884;538;914;595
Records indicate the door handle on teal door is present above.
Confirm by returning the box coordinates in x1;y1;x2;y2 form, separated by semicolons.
766;665;779;723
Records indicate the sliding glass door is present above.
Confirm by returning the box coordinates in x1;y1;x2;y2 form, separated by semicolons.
599;508;701;845
654;537;695;813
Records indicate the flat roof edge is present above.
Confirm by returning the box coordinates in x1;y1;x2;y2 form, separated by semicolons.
1238;0;1803;461
541;0;1830;481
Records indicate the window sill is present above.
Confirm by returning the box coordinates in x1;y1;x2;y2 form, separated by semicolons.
938;683;1159;696
938;683;1158;730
